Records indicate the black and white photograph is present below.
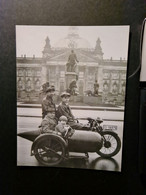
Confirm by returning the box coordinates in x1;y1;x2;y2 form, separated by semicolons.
16;25;129;172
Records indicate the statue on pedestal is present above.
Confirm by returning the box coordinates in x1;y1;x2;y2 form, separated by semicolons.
94;80;99;96
66;50;79;72
65;50;79;96
41;82;50;93
66;80;78;96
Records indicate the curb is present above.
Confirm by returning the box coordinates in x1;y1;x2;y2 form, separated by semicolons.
17;104;124;112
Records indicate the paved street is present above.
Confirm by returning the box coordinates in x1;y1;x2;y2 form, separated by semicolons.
17;106;124;172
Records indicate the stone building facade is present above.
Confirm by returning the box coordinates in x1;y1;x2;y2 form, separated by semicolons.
17;27;127;105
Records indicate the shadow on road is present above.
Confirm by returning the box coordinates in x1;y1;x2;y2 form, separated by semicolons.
45;155;120;172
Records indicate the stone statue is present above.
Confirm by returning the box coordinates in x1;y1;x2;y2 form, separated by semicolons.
66;80;78;96
66;50;79;72
41;82;50;93
94;80;99;96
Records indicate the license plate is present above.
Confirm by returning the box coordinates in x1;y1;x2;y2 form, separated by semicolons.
103;125;117;131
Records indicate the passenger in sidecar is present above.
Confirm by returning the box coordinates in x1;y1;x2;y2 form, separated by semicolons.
55;115;75;139
40;112;57;134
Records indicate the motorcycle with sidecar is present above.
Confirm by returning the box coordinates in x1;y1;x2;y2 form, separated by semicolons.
18;117;121;166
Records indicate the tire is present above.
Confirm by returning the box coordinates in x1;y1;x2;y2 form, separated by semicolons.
34;134;66;166
96;131;121;158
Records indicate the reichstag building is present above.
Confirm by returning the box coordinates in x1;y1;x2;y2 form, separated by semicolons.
17;27;127;105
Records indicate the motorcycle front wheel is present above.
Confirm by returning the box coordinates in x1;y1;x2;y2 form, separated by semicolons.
96;131;121;158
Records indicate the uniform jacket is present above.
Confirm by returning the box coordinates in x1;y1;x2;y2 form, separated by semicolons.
42;96;56;118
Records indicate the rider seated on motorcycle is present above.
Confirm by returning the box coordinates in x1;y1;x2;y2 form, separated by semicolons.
55;115;74;138
56;92;91;131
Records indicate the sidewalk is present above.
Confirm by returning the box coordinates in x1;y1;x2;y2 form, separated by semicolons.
17;102;124;112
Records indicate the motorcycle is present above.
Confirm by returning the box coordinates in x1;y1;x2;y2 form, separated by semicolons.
18;117;121;166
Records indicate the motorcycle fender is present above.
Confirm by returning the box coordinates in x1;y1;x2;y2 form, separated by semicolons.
31;133;68;156
102;130;118;135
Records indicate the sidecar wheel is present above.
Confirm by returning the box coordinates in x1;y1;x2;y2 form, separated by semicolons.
96;131;121;158
34;135;66;166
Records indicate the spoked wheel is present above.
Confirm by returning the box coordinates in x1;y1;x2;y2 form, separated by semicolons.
34;135;66;166
96;131;121;158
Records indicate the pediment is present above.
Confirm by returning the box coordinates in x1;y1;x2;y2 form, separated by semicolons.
47;49;98;62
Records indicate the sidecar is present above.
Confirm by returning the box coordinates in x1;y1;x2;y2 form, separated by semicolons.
18;129;103;166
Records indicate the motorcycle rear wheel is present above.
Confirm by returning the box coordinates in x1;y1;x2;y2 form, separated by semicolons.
96;131;121;158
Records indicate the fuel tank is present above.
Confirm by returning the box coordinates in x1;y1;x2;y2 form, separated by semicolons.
68;130;102;153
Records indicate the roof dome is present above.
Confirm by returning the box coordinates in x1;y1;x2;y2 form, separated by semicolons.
54;26;91;49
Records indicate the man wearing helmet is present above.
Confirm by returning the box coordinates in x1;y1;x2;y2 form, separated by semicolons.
42;85;56;119
40;85;58;133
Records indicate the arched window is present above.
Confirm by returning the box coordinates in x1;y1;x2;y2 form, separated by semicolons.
35;79;40;91
112;82;118;94
121;82;126;95
17;79;23;91
26;79;32;92
103;81;108;92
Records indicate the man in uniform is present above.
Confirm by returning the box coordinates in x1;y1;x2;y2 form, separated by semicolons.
40;85;58;132
42;85;56;119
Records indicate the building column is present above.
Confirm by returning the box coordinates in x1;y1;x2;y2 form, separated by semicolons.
41;64;47;85
119;71;122;93
84;66;88;91
56;66;59;91
97;65;103;94
95;67;98;81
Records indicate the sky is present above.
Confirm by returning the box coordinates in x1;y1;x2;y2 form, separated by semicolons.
16;25;130;60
